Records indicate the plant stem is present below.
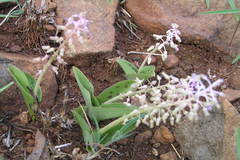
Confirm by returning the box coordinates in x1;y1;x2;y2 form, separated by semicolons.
33;49;59;111
138;48;158;73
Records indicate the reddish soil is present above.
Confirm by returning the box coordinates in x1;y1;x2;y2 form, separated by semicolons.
0;4;240;160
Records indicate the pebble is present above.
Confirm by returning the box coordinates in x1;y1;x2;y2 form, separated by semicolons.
9;44;22;52
18;111;29;124
152;148;159;156
117;138;129;145
159;151;177;160
164;54;179;68
26;146;33;153
153;126;175;144
229;70;240;89
134;130;153;144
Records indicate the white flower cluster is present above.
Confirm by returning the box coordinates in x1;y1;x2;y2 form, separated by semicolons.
147;23;181;61
123;73;223;128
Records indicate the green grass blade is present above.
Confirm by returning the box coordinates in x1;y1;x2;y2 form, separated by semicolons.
236;127;240;160
232;55;240;64
228;0;237;9
205;0;211;8
0;81;14;93
201;9;240;15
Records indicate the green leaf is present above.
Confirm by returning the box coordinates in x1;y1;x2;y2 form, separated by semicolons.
228;0;236;9
100;117;139;146
97;80;135;104
138;65;155;79
73;108;95;152
232;55;240;64
25;73;42;102
236;127;240;160
8;65;35;117
117;59;138;76
72;67;95;106
88;103;137;121
0;81;13;93
201;9;240;15
72;67;94;94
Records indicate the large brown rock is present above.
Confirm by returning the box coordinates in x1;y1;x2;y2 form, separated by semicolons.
126;0;240;56
174;98;240;160
0;52;58;111
56;0;118;58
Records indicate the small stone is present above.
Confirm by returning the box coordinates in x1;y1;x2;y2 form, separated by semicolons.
159;151;177;160
229;70;240;89
10;45;22;52
135;130;153;144
26;146;33;153
26;139;35;146
117;138;129;145
152;148;159;156
18;111;29;124
164;54;179;68
223;89;240;102
153;126;175;144
25;133;32;140
44;24;55;31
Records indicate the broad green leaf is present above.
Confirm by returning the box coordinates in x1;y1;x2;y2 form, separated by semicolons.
100;117;139;146
72;67;94;106
73;108;95;152
97;80;135;104
72;67;94;94
8;65;29;89
25;73;42;102
8;65;35;118
138;65;155;79
201;9;240;15
236;127;240;160
88;103;137;121
0;81;13;93
117;59;138;76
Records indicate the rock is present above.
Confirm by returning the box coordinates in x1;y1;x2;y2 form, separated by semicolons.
18;111;29;124
223;88;240;102
135;130;153;144
164;54;179;68
125;0;240;57
221;98;240;160
153;126;175;144
56;0;118;58
9;44;22;53
117;138;129;145
174;106;224;160
229;70;240;89
0;52;58;111
159;151;177;160
174;98;240;160
152;148;159;156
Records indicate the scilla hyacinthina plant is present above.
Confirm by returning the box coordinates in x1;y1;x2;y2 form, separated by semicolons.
72;24;224;158
8;13;89;119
